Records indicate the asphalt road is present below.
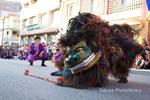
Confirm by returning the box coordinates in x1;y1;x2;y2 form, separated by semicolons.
0;59;150;100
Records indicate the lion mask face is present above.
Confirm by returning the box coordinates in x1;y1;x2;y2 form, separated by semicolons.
64;41;102;74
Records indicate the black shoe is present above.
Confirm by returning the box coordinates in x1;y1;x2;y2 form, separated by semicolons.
30;62;33;66
41;64;47;67
118;77;128;83
50;71;62;76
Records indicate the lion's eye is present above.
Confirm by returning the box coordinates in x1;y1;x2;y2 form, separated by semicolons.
77;48;84;52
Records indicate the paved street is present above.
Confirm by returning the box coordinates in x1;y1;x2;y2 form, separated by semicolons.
0;59;150;100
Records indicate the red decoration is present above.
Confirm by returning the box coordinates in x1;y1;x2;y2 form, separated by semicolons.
25;69;29;73
56;77;63;84
24;69;56;83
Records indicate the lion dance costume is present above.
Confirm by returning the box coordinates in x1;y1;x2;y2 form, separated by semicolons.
57;13;143;88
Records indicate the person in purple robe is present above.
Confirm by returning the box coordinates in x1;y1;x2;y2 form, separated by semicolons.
3;51;7;59
3;50;12;59
20;50;27;60
50;45;66;76
28;36;47;66
24;51;28;59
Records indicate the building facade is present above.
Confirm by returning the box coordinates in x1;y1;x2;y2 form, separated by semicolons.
101;0;146;44
61;0;149;44
20;0;61;45
19;0;150;45
0;14;20;45
60;0;80;32
0;0;21;46
60;0;105;33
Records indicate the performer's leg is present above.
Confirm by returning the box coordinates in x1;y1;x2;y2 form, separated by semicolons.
28;55;35;66
113;60;129;84
30;62;33;66
41;58;47;67
117;69;128;83
51;63;64;76
118;77;128;83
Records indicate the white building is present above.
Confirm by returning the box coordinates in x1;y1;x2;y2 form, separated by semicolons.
0;14;20;45
61;0;146;44
20;0;61;45
0;0;21;45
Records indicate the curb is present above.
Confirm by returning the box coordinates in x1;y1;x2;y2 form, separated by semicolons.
130;68;150;72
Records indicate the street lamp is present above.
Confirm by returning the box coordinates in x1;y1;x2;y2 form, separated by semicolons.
1;17;5;46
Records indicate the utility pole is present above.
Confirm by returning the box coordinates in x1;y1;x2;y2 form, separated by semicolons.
1;17;5;46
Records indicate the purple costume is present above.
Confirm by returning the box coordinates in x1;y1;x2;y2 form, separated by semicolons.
28;43;47;62
54;51;62;60
3;51;11;59
54;51;64;70
20;52;28;60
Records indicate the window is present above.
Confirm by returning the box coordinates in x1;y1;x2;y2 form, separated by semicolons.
13;20;18;25
67;4;74;17
12;31;18;39
13;20;19;28
29;16;36;25
31;0;37;4
51;11;60;25
5;18;9;28
12;31;17;34
0;20;3;28
121;0;127;4
7;31;9;35
23;19;27;29
24;2;29;8
90;0;97;12
69;6;73;16
40;13;47;26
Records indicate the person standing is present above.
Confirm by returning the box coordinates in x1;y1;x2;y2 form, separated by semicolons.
28;37;47;67
47;42;54;60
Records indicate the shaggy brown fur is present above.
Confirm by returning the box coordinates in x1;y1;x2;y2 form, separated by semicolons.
59;13;143;88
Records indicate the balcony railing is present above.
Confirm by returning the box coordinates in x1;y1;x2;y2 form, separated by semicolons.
26;24;45;31
108;0;142;14
3;37;19;42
